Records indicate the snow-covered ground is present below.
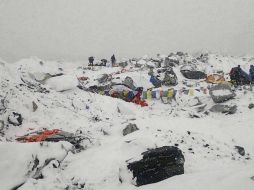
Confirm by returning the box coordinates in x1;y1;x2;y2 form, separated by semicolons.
0;53;254;190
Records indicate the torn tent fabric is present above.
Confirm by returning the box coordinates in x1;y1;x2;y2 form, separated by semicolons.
207;74;225;84
15;129;85;147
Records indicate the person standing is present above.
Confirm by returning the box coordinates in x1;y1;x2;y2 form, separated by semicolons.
88;56;94;66
111;54;116;67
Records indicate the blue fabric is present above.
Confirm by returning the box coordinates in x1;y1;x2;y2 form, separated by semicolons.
127;91;135;101
239;68;251;81
250;65;254;80
150;76;161;87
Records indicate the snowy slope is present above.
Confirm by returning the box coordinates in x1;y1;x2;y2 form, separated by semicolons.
0;54;254;190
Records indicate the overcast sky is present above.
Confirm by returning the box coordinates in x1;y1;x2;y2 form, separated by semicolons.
0;0;254;62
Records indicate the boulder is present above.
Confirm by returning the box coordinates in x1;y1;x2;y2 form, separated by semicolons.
127;146;184;186
8;112;23;126
181;70;206;79
209;83;236;103
123;123;139;136
210;104;237;114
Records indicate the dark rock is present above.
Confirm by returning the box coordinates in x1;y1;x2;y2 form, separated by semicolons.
248;103;254;109
209;83;236;103
210;104;237;114
181;70;207;80
123;123;139;136
8;112;23;126
235;146;245;156
127;146;184;186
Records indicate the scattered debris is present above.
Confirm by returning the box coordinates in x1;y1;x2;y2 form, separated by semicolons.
32;101;38;112
8;112;23;126
234;146;245;156
248;103;254;109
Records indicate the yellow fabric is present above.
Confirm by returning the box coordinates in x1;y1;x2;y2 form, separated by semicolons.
147;90;152;100
167;89;174;97
189;88;194;96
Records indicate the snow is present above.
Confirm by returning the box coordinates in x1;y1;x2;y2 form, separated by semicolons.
0;53;254;190
212;89;233;96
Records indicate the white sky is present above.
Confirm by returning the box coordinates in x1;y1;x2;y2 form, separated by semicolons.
0;0;254;62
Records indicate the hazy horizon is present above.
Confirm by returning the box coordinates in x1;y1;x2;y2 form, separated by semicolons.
1;0;254;62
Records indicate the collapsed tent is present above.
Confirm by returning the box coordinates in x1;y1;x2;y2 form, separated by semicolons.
207;74;225;84
16;129;86;148
229;67;251;85
180;65;206;80
250;65;254;81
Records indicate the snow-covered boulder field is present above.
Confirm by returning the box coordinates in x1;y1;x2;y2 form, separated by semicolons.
0;53;254;190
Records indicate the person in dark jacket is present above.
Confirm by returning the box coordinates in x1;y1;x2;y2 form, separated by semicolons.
111;54;116;66
88;56;94;66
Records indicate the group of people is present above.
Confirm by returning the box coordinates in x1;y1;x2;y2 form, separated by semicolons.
229;65;254;85
88;54;116;67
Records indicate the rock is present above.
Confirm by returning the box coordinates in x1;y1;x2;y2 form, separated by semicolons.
0;120;4;131
210;104;237;114
209;83;236;103
123;123;139;136
181;70;207;80
248;103;254;109
127;146;184;186
7;112;23;126
235;146;245;156
32;101;38;112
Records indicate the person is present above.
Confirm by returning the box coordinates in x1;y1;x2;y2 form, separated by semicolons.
88;56;94;66
249;65;254;81
111;54;116;67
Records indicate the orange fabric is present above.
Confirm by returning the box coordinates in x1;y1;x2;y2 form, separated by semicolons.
207;74;225;84
132;96;148;107
16;129;62;143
